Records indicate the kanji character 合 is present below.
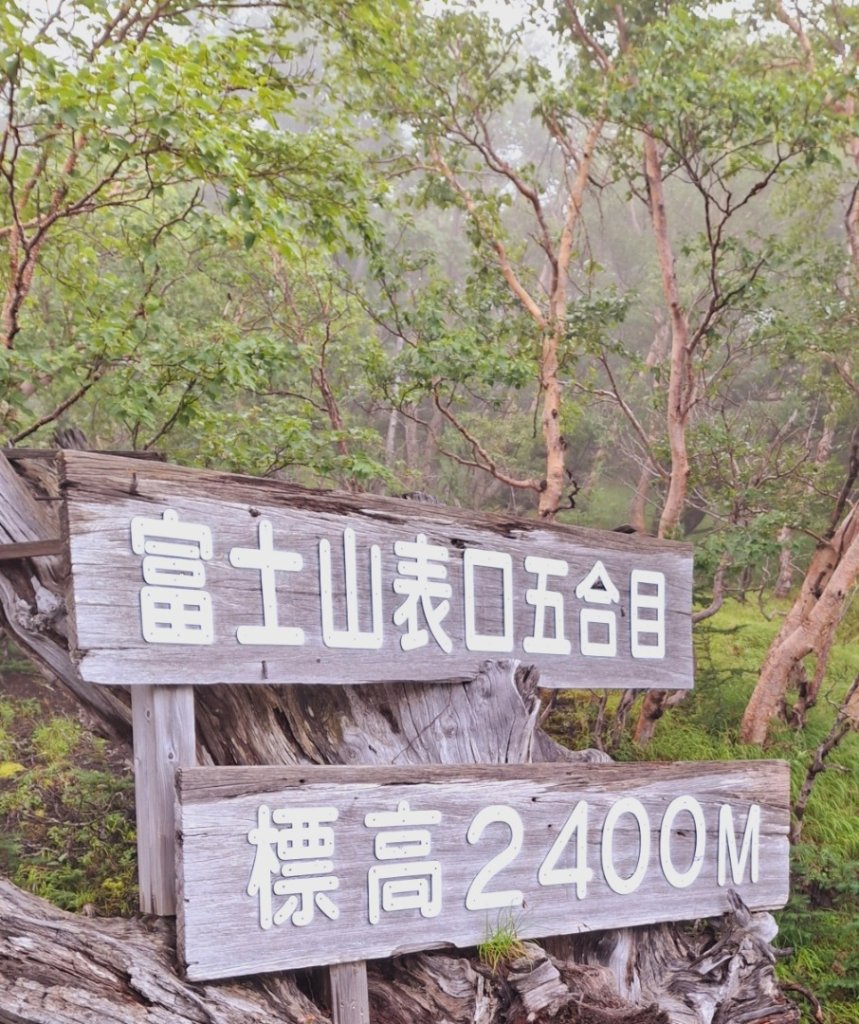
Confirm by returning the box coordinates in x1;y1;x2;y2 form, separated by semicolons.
575;560;620;658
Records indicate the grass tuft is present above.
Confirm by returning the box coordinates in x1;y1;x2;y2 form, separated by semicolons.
477;912;528;973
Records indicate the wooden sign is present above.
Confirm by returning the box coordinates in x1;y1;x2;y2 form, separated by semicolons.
176;761;790;982
61;452;693;689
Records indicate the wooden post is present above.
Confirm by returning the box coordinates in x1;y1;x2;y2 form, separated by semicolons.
329;962;370;1024
132;685;196;915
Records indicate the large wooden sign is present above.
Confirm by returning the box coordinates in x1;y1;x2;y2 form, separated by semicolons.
61;452;693;688
176;761;790;982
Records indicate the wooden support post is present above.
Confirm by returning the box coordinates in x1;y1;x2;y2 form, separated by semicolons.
132;685;196;915
329;962;370;1024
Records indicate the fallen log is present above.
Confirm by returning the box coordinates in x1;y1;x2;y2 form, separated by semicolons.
0;878;798;1024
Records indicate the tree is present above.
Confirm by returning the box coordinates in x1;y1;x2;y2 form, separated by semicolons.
0;0;379;480
561;2;829;540
329;3;607;518
740;0;859;743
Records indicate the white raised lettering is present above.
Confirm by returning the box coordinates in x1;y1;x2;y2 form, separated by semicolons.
718;804;760;886
523;556;571;655
602;797;650;895
660;795;706;889
465;805;524;911
537;800;593;898
319;528;383;649
463;549;514;652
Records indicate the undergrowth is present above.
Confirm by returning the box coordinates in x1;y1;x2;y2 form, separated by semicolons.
1;597;857;1021
0;679;137;916
546;596;859;1024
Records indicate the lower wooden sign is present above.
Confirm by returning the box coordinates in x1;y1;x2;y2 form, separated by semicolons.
176;761;790;982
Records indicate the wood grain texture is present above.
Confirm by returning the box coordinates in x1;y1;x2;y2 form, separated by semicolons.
60;451;693;689
0;878;328;1024
0;539;64;560
0;452;64;584
132;686;196;915
0;452;134;743
176;761;790;981
329;963;370;1024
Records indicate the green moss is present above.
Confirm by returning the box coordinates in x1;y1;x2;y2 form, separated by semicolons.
31;717;85;766
0;693;137;916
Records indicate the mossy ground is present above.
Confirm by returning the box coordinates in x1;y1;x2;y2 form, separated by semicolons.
0;654;137;916
545;596;859;1024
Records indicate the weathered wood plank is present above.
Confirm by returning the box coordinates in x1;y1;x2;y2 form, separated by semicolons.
0;453;64;585
60;451;693;689
133;685;196;915
176;761;790;982
2;447;164;459
329;962;370;1024
0;878;327;1024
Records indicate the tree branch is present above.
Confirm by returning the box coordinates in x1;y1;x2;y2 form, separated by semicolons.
431;387;541;492
427;140;547;330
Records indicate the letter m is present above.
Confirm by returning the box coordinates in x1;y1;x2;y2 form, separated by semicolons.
718;804;761;886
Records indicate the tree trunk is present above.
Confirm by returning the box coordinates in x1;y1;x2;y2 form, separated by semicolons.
629;462;654;535
740;503;859;744
641;134;693;541
0;450;798;1024
537;325;568;519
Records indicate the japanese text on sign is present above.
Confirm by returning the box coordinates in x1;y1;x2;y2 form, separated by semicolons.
62;451;693;687
131;510;667;662
245;794;760;931
176;763;790;981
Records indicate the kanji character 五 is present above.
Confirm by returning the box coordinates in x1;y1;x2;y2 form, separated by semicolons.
523;555;571;655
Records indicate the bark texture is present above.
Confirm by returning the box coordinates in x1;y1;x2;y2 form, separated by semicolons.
0;450;798;1024
741;502;859;744
0;879;798;1024
0;878;327;1024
